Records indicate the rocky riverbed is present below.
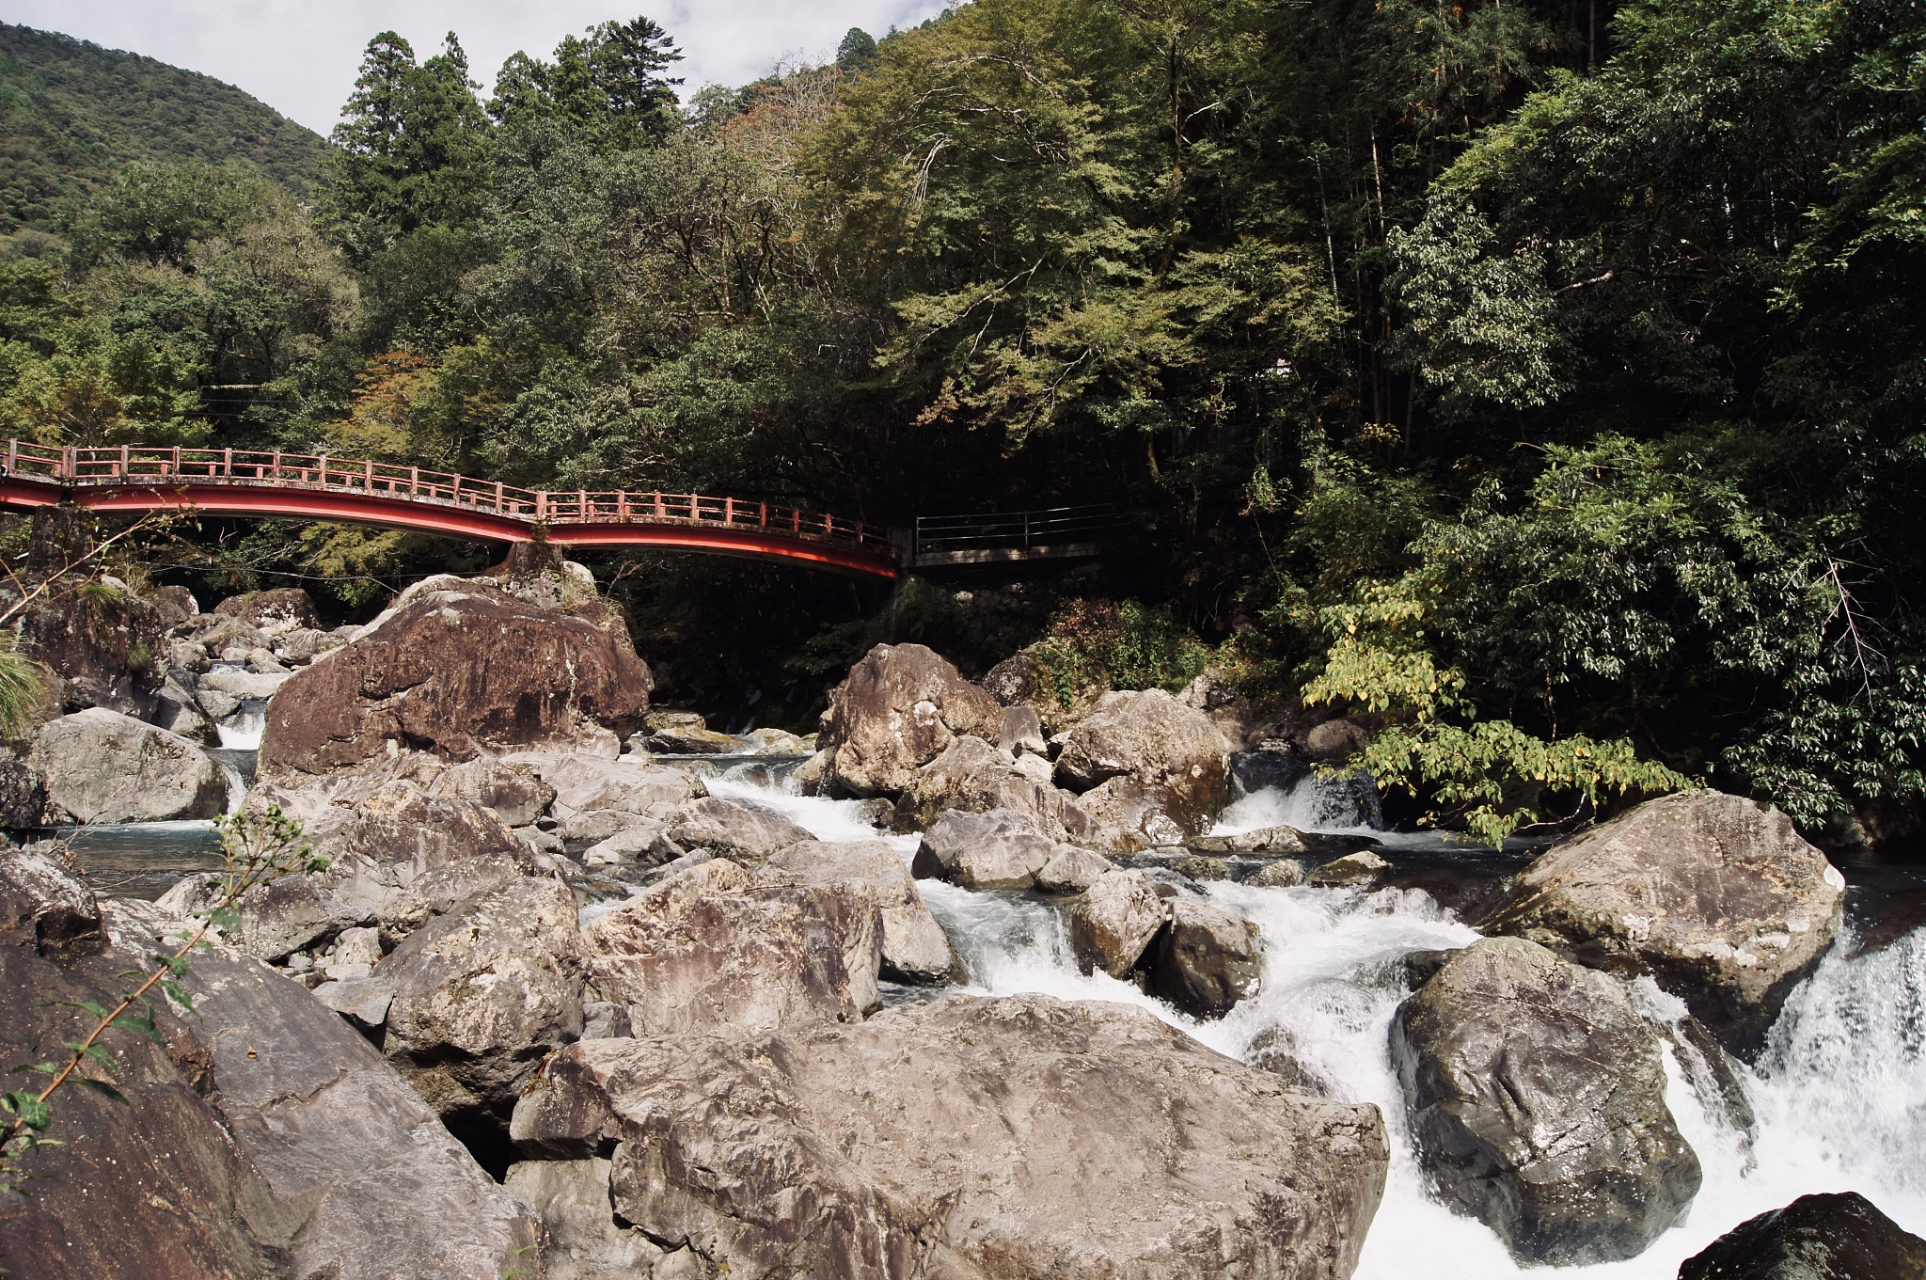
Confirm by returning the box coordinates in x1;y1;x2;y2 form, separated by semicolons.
4;547;1924;1280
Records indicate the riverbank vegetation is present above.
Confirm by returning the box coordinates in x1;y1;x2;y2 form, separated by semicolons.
0;0;1919;842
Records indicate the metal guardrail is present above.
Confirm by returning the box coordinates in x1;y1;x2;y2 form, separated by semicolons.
0;440;893;553
912;504;1126;556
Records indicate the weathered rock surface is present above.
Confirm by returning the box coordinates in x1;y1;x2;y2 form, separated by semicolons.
666;796;817;861
1308;849;1391;888
892;733;1105;842
765;839;957;984
1068;868;1168;978
427;757;557;826
1249;859;1308;888
581;859;882;1037
817;643;1002;797
1481;790;1846;1049
1035;843;1116;893
15;563;167;720
382;874;585;1137
1054;688;1233;835
1074;775;1190;847
506;1157;712;1279
1;843;102;953
1390;937;1701;1265
1146;896;1263;1018
259;577;652;776
32;707;228;823
213;587;319;637
511;993;1389;1280
1677;1191;1926;1280
0;881;538;1280
910;806;1056;889
1190;825;1377;859
227;772;571;947
646;724;740;753
523;753;707;847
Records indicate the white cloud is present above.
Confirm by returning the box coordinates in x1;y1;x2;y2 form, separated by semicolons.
0;0;946;135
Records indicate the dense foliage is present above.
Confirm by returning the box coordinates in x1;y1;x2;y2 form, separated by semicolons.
1;1;1921;843
0;24;326;235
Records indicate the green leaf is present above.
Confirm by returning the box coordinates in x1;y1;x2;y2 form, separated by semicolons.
4;1092;50;1132
70;1078;129;1106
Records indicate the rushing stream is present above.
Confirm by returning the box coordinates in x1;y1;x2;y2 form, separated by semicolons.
56;752;1926;1272
705;767;1926;1277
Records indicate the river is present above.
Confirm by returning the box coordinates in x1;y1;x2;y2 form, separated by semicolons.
53;757;1926;1271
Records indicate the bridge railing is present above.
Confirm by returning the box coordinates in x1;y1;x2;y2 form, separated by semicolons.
2;440;891;552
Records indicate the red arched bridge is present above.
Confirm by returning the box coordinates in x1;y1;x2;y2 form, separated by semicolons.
0;440;905;578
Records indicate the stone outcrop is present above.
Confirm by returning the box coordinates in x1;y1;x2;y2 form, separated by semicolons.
1481;790;1846;1049
32;708;228;823
1067;868;1167;978
0;863;537;1280
1146;896;1264;1018
580;859;882;1037
258;576;652;776
381;875;586;1139
1678;1192;1926;1280
16;576;167;719
511;994;1388;1280
910;806;1056;889
765;839;957;984
1189;825;1376;859
1390;937;1701;1265
1053;689;1232;836
1;843;102;953
817;643;1002;797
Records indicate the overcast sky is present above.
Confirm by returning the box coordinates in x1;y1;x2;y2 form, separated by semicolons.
1;1;948;136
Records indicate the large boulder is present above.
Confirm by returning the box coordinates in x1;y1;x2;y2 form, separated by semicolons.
381;874;586;1142
580;859;883;1037
0;870;538;1280
427;757;557;826
892;733;1105;842
259;577;652;777
518;752;706;848
1390;937;1701;1265
32;708;228;823
511;994;1389;1280
1145;896;1263;1019
1053;689;1233;835
765;839;957;984
910;806;1056;890
665;796;817;861
817;643;1002;797
15;558;167;720
1678;1191;1926;1280
1481;790;1846;1050
1068;868;1168;978
505;1157;713;1279
208;771;571;950
1;843;102;953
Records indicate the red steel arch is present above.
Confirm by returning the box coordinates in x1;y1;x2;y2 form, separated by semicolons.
0;440;903;579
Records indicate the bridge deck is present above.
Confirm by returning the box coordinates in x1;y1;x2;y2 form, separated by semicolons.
0;440;902;579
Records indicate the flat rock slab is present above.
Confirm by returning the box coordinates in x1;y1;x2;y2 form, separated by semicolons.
512;993;1388;1280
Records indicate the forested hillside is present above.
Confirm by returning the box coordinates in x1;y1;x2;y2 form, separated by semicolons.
1;1;1921;847
0;23;326;233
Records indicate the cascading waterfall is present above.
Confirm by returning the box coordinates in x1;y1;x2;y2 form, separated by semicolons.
216;697;267;750
706;764;1926;1276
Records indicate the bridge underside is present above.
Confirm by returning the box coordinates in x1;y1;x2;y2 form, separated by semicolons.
0;479;902;579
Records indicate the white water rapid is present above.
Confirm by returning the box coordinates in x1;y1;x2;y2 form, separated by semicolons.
703;766;1926;1276
215;699;267;750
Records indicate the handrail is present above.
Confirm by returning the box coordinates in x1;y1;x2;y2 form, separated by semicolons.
0;440;891;552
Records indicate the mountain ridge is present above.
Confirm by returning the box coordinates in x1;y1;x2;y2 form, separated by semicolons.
0;21;327;234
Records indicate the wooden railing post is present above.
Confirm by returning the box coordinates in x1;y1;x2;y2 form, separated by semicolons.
725;497;735;525
223;447;233;478
759;501;767;527
120;444;129;476
494;481;503;510
6;440;16;476
618;493;629;521
170;446;180;478
578;489;586;521
317;455;328;487
654;493;664;518
271;451;281;480
411;468;420;496
536;492;546;520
